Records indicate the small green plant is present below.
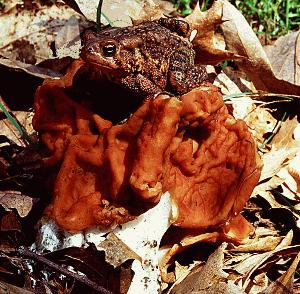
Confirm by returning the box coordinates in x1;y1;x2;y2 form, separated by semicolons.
231;0;300;39
171;0;193;16
169;0;300;40
0;0;5;10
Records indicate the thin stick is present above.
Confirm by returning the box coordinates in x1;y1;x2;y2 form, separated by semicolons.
17;246;114;294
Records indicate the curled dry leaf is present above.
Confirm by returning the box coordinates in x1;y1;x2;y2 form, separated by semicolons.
185;1;243;65
0;191;33;218
70;0;99;23
233;230;293;276
229;236;282;253
220;0;300;95
214;71;244;95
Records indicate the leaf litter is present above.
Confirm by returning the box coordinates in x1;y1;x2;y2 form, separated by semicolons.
0;0;300;293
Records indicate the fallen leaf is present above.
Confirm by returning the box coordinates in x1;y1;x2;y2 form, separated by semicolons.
263;251;300;294
243;105;277;145
0;190;33;218
160;232;220;283
253;175;285;197
186;1;243;65
72;0;170;26
265;31;300;86
248;272;269;294
170;243;246;294
214;71;243;95
0;3;78;63
241;231;296;290
0;58;62;79
98;233;141;267
0;281;34;294
55;16;81;59
1;211;21;231
69;0;98;23
0;110;35;146
220;0;300;95
259;117;300;181
230;236;282;253
272;117;299;148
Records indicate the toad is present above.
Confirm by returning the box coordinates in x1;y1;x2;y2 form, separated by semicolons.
80;18;208;97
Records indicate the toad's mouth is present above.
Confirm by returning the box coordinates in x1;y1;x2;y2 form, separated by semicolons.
85;61;125;81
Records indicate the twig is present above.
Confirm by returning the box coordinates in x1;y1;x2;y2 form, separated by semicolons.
17;246;114;294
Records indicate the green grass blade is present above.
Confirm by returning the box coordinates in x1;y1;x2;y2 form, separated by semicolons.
96;0;104;31
0;101;31;144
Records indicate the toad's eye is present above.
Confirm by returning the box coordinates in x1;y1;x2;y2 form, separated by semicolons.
102;43;117;57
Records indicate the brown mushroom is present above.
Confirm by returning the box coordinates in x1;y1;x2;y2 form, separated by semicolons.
33;63;261;239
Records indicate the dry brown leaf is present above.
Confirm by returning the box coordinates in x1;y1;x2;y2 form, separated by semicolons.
160;232;220;283
174;261;193;281
260;117;300;182
0;281;34;294
0;191;33;218
0;58;62;79
241;232;296;290
98;232;141;268
230;236;282;253
72;0;173;26
265;31;300;86
186;1;243;65
252;175;287;209
263;251;300;294
220;0;300;95
0;4;78;63
243;106;277;145
214;71;243;95
272;117;299;148
170;243;245;294
0;110;35;146
249;272;270;294
0;0;22;14
71;0;101;23
233;230;293;276
55;16;81;59
1;211;21;231
253;175;285;197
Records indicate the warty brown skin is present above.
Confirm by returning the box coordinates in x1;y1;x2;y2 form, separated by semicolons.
80;18;208;97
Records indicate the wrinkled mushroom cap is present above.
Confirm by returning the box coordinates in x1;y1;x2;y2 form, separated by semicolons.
33;63;261;240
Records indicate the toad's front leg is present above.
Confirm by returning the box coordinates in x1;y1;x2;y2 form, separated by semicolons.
168;49;208;95
120;74;163;98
